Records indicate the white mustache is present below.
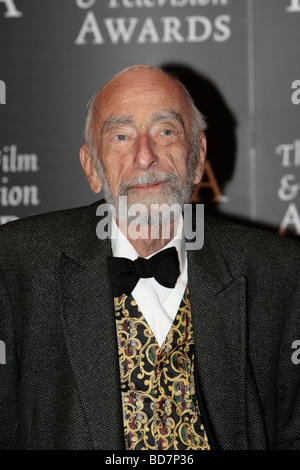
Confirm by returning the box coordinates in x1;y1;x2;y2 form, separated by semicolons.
119;172;178;194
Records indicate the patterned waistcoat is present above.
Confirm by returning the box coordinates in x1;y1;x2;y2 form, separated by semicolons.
114;287;210;450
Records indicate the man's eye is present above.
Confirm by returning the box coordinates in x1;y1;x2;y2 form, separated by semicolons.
160;129;173;136
114;134;127;141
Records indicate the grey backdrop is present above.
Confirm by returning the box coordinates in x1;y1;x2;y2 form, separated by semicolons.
0;0;299;239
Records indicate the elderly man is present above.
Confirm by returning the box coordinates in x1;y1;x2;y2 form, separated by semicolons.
0;65;299;451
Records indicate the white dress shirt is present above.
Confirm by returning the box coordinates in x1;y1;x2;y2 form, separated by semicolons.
111;216;188;347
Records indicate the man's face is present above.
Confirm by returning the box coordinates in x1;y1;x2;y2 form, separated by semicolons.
81;68;206;219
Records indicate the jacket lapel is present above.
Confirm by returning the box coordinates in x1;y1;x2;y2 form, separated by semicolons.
188;220;267;450
56;202;124;450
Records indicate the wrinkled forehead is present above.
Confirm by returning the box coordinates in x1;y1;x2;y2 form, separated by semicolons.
92;68;191;126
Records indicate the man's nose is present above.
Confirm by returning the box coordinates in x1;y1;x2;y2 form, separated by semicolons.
133;134;158;170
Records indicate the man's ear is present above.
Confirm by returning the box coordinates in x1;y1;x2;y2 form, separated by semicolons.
193;132;207;185
79;144;102;193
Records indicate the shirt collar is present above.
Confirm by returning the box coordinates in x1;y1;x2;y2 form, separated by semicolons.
111;214;186;274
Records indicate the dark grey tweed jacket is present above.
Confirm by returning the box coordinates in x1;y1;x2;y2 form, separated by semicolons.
0;200;299;450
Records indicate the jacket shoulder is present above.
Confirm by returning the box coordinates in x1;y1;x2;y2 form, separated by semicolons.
205;216;300;275
0;201;101;263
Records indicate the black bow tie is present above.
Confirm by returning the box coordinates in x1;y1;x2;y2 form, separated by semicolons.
106;246;180;297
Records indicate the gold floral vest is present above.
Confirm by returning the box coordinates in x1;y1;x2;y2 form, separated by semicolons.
114;287;210;450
